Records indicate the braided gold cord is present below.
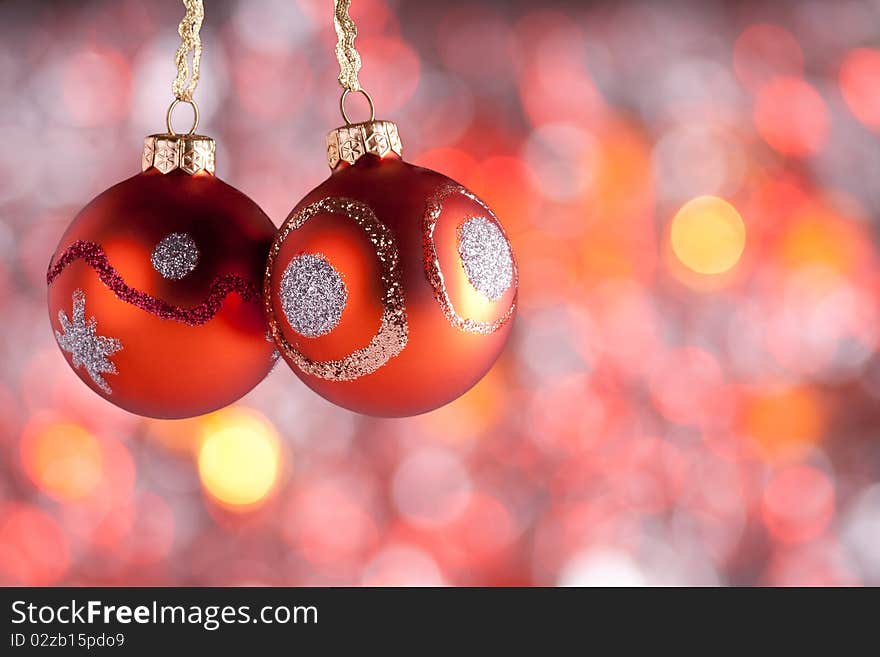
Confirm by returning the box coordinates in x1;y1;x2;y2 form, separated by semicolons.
172;0;204;102
334;0;362;92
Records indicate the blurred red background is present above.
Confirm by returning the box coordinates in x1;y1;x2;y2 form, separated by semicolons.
1;0;880;586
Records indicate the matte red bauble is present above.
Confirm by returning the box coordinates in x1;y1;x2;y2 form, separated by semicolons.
265;119;518;416
47;132;277;418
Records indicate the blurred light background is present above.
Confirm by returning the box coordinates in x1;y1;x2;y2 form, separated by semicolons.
2;0;880;586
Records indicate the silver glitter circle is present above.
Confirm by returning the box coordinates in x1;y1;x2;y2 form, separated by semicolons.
151;232;199;280
280;254;348;338
457;217;514;301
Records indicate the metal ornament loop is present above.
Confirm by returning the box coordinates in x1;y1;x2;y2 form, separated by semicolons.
339;88;375;126
166;98;200;136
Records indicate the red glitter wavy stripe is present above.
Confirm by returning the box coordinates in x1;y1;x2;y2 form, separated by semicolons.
47;240;261;326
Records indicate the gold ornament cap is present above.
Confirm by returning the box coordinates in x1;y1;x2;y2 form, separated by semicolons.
326;119;402;169
142;133;216;175
142;98;215;175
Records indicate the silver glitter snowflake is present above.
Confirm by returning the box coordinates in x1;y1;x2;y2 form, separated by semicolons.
280;254;348;338
457;216;514;301
151;232;199;279
54;289;123;394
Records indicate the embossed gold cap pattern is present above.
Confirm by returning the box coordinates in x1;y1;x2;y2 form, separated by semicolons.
326;120;402;169
142;134;216;175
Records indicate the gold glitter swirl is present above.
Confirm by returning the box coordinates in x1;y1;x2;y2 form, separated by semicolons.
423;184;518;335
265;197;408;381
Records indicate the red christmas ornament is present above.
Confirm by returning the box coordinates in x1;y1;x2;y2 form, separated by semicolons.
47;124;277;419
265;105;518;417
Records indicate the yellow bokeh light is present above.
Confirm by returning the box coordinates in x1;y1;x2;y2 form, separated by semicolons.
197;408;281;509
20;421;103;501
670;196;746;275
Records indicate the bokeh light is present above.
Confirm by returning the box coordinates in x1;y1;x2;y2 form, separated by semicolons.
753;76;829;157
392;447;472;528
839;48;880;130
670;196;746;275
197;408;282;509
61;48;132;126
0;504;70;585
20;419;103;501
733;23;804;92
741;385;825;460
762;465;835;544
